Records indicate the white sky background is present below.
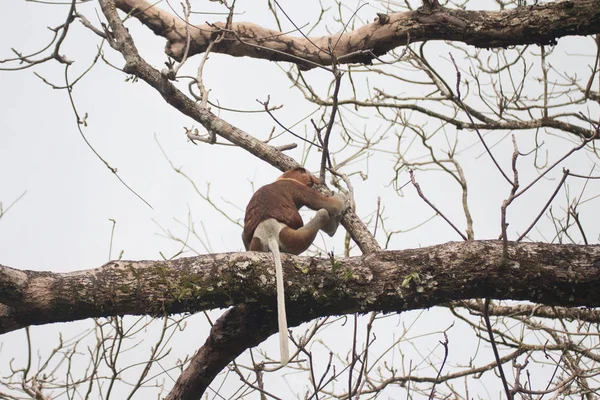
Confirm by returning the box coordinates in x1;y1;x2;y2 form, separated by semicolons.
0;0;599;398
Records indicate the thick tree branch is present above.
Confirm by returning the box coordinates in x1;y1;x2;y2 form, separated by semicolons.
1;241;600;335
4;240;599;399
114;0;600;69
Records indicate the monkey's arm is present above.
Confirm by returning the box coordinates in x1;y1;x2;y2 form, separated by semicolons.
295;185;349;216
297;188;349;237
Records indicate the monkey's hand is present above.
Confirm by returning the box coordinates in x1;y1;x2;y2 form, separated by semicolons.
333;192;351;214
321;192;350;236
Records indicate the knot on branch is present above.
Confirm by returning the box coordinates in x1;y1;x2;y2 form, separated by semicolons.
418;0;441;14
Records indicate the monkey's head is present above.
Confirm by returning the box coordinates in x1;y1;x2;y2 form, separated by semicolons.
278;167;320;187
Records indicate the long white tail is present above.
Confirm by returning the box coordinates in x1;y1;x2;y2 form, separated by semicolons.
268;236;290;365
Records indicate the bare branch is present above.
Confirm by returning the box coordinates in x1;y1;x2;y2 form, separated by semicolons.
113;0;600;69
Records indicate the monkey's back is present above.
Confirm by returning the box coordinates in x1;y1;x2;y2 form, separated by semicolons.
242;180;305;249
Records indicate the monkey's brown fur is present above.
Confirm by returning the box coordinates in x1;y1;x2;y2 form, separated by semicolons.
243;167;346;255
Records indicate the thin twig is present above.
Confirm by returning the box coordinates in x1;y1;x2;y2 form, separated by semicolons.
373;196;381;238
514;133;596;199
108;218;116;261
569;204;589;245
499;136;519;261
516;169;569;242
319;66;342;182
348;314;359;399
258;96;323;148
0;190;27;220
64;64;153;209
449;53;512;185
171;0;192;77
409;170;467;241
428;332;449;400
483;298;513;400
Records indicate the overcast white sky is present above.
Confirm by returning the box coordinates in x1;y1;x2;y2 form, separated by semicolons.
1;0;599;398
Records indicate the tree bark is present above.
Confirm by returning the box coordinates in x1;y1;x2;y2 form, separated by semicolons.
2;241;599;335
114;0;600;69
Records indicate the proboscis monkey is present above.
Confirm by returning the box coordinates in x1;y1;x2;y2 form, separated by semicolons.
242;167;349;365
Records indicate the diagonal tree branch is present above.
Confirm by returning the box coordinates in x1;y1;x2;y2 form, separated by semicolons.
164;304;279;400
97;0;381;255
162;302;328;400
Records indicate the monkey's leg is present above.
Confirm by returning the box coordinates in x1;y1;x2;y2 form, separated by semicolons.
321;214;341;236
320;193;349;236
248;236;267;252
279;209;330;255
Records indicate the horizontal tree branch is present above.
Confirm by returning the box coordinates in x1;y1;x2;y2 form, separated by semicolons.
114;0;600;69
307;98;598;140
453;299;600;323
1;240;599;335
